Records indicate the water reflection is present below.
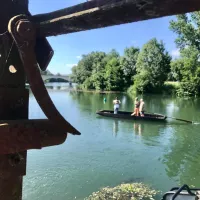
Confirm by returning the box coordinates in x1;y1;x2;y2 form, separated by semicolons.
133;123;142;136
113;120;119;137
161;124;200;186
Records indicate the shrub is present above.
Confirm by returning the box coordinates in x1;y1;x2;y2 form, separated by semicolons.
84;183;158;200
163;82;180;95
127;85;137;96
176;82;200;97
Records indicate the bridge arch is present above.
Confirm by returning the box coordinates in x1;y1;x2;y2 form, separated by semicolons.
41;75;71;83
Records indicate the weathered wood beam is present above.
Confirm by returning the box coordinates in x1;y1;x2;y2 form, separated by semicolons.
33;0;200;38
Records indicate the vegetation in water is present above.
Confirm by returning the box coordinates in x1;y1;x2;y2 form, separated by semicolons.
84;183;158;200
69;12;200;97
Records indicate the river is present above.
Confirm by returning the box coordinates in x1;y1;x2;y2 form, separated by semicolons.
23;83;200;200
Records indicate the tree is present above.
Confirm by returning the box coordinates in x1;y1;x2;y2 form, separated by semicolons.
172;47;200;96
120;46;140;88
170;12;200;96
71;51;106;87
104;49;120;62
169;12;200;51
105;57;125;91
134;38;171;93
170;59;184;81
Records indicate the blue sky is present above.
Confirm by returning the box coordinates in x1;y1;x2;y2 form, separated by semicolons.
29;0;180;75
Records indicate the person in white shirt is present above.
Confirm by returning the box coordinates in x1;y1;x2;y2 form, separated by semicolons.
113;97;121;114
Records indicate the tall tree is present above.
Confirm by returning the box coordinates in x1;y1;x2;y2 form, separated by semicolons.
169;12;200;51
120;46;140;88
170;12;200;96
105;57;125;91
71;51;106;87
170;59;184;81
134;38;171;93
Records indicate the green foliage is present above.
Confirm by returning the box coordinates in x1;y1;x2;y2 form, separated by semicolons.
70;17;200;97
168;46;200;96
84;183;158;200
71;51;106;86
133;38;171;93
169;12;200;97
176;82;200;97
71;49;126;91
169;12;200;51
105;57;125;91
163;82;180;95
120;47;140;88
169;59;184;81
82;77;95;90
127;85;137;96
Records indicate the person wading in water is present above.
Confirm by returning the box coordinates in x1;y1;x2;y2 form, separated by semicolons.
113;97;121;114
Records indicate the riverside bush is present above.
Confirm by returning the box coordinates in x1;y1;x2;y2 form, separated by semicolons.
84;183;158;200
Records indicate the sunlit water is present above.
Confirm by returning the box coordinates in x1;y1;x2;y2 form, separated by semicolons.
23;83;200;200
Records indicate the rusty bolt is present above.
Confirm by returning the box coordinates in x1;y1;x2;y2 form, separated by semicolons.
16;20;35;40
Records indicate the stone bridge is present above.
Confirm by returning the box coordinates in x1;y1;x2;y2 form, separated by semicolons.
41;74;71;82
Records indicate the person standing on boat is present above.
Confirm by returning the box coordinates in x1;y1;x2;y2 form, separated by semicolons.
139;99;145;117
113;97;121;114
131;97;140;116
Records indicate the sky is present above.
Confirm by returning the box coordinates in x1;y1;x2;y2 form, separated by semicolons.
29;0;180;75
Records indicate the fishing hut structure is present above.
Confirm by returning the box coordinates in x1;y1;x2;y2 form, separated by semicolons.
0;0;200;199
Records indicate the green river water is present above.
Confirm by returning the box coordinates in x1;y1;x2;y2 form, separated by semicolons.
23;83;200;200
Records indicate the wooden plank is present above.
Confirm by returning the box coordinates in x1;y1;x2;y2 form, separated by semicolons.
33;0;200;37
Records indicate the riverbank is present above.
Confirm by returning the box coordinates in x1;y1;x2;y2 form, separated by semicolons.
26;81;180;96
71;81;180;95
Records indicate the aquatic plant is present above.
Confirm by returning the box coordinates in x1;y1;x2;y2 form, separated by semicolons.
84;183;158;200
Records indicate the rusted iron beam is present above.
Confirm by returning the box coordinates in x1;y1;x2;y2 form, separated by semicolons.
0;119;67;155
33;0;200;38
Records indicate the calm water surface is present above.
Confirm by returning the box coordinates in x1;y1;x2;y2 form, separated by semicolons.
23;83;200;200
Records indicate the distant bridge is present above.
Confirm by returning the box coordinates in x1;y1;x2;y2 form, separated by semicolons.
41;74;71;82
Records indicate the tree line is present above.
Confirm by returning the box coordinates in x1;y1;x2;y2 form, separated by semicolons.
71;12;200;97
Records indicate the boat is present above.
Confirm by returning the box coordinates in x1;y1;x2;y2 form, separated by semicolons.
96;110;167;122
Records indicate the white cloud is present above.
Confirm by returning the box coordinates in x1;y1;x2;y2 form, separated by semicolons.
171;49;180;58
76;55;82;60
